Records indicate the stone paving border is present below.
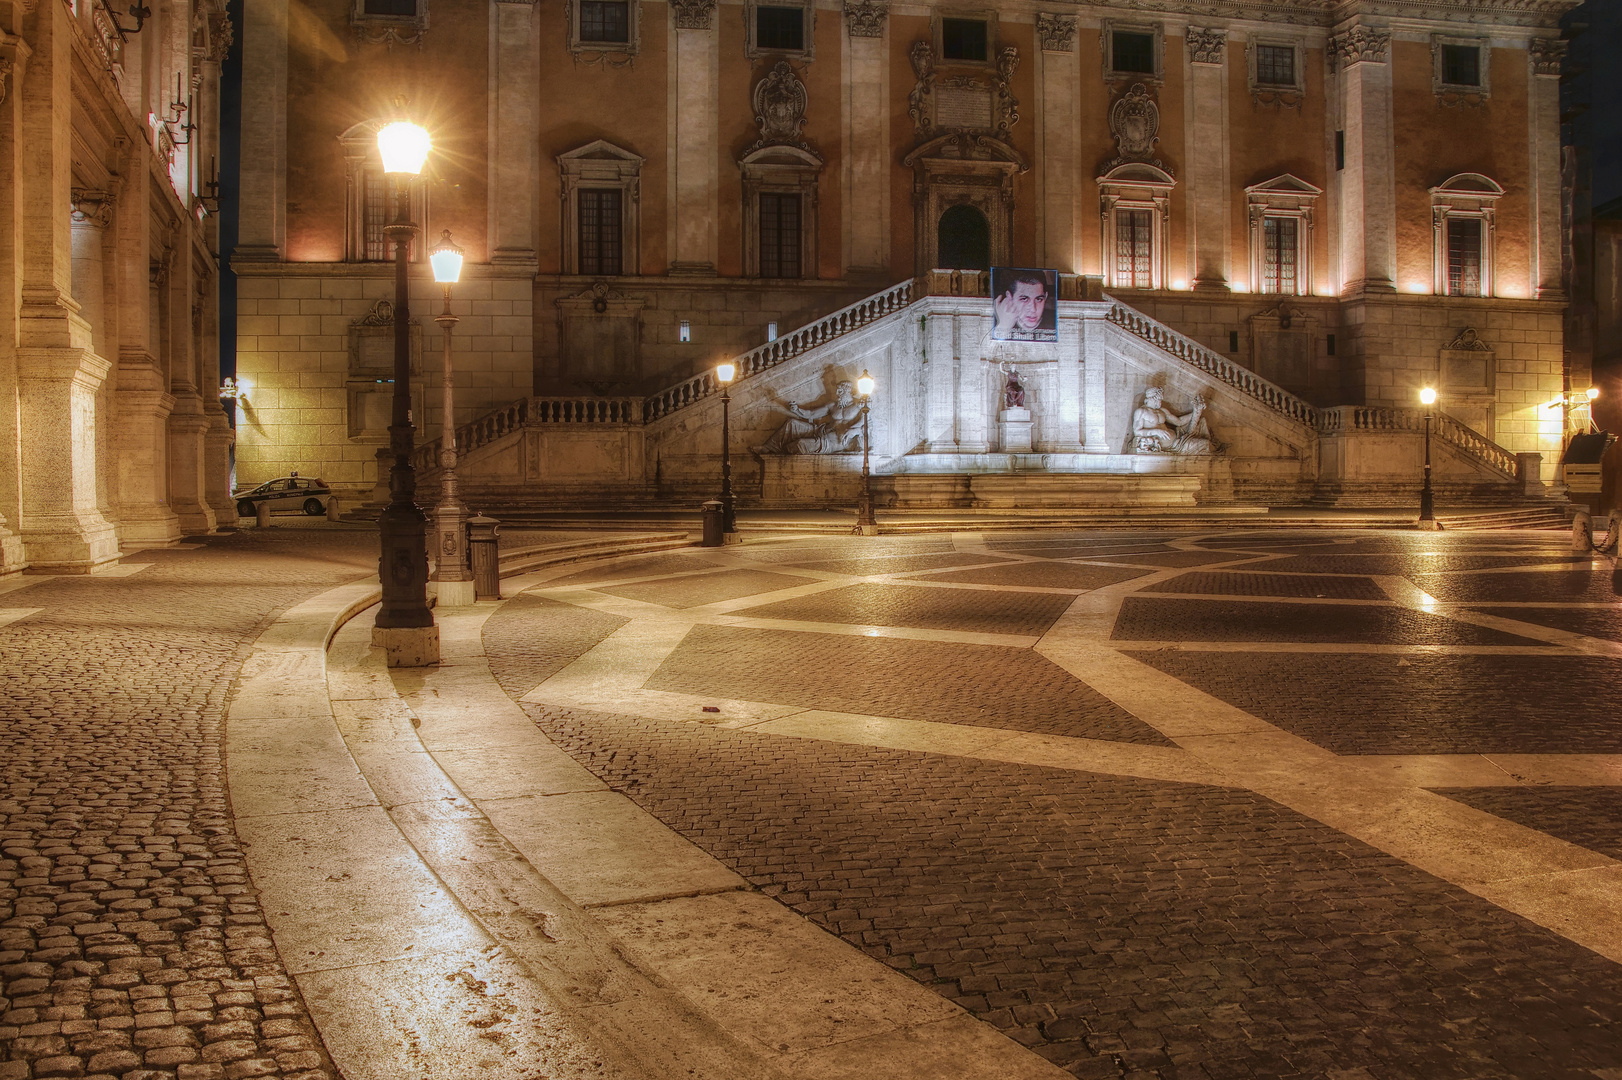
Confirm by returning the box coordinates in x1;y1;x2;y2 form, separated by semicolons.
229;539;1071;1080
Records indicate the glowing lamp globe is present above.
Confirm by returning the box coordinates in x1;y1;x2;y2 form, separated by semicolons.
716;362;736;384
1586;386;1600;401
857;371;875;398
376;120;431;175
429;230;464;285
1418;387;1437;406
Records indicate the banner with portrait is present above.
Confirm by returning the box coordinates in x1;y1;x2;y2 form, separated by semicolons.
990;267;1059;343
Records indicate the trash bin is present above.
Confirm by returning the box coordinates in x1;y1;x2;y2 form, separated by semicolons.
700;500;724;547
467;514;501;600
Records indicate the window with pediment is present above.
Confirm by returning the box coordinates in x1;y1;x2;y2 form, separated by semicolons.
1244;174;1321;295
558;140;644;277
1430;173;1503;297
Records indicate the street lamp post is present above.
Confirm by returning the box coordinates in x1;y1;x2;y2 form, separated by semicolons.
372;112;438;664
429;230;474;607
716;362;737;538
1418;386;1439;531
856;369;877;536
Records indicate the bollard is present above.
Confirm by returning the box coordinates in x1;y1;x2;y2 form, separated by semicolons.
1573;510;1592;553
700;500;724;547
326;495;340;521
255;501;270;528
467;514;501;600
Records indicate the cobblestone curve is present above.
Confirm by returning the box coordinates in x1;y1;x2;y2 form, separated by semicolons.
1;531;374;1080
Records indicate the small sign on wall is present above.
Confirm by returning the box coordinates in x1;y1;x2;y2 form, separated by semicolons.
990;267;1058;343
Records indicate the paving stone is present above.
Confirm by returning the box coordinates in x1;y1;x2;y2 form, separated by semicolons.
1087;551;1260;569
916;563;1154;591
739;582;1075;636
480;594;629;700
1141;572;1388;600
645;625;1170;744
1254;553;1578;575
1429;787;1622;861
1417;570;1622;604
1130;652;1622;755
526;705;1622;1080
594;568;807;608
540;551;732;586
786;552;1005;575
1111;597;1546;646
1465;605;1622;641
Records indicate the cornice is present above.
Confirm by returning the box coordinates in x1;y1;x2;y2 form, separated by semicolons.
1056;0;1574;30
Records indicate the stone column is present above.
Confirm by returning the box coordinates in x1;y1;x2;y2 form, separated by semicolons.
0;33;31;572
489;0;539;266
1331;25;1395;294
1185;28;1229;291
70;191;116;521
1529;39;1565;300
236;0;288;261
168;244;217;535
843;0;889;274
1053;313;1084;451
1036;16;1079;273
669;0;718;273
922;310;956;451
16;0;120;568
205;412;237;521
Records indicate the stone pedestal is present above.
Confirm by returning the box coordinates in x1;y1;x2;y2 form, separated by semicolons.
373;624;440;668
998;408;1033;453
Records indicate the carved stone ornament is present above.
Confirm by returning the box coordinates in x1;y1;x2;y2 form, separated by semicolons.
206;11;234;62
1131;385;1221;456
70;188;116;229
1036;14;1076;53
1445;327;1491;352
1330;25;1390;70
748;61;812;155
1108;83;1161;164
907;40;1020;142
1529;38;1565;76
670;0;716;30
843;0;886;38
0;57;11;107
759;378;864;455
1186;27;1226;65
355;299;398;327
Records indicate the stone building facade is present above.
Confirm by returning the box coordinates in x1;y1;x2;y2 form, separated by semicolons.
0;0;234;573
234;0;1576;504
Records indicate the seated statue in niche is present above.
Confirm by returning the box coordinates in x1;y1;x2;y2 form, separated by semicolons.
759;381;864;454
1002;364;1026;410
1132;386;1221;455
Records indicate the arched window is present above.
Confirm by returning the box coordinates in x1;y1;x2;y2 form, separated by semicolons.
937;205;990;271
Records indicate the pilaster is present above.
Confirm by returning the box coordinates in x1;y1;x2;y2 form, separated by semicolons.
1185;27;1229;291
237;0;288;260
1332;24;1396;295
489;0;539;266
843;0;889;274
1081;306;1111;452
1037;15;1079;273
922;311;956;451
1528;38;1564;301
955;315;990;453
168;394;218;534
204;409;238;521
0;30;30;573
1053;313;1084;451
669;0;718;273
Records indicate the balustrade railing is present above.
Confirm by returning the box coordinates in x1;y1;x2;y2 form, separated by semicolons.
1103;299;1319;426
1315;406;1518;478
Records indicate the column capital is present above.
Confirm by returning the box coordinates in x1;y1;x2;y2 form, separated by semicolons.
1529;37;1565;77
843;0;886;38
1036;14;1075;53
1330;25;1391;69
71;188;116;228
671;0;715;30
1186;27;1226;65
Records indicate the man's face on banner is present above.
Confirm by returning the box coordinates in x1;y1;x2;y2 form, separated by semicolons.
1007;280;1047;331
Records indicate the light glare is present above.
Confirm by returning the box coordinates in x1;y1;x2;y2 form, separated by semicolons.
716;362;736;384
376;120;431;175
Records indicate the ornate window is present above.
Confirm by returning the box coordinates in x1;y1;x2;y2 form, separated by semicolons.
747;1;812;59
350;0;426;46
1247;34;1304;108
339;120;427;262
558;140;643;277
758;193;802;278
740;61;820;278
1244;174;1321;296
1432;35;1489;105
1097;163;1174;290
934;12;996;65
1102;21;1162;84
1430;173;1503;297
568;0;639;56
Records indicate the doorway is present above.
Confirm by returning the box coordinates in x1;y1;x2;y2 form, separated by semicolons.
936;205;991;271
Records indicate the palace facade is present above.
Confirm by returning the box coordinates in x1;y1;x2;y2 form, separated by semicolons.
232;0;1578;508
0;0;234;572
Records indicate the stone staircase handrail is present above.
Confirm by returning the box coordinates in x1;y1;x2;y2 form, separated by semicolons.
412;395;644;472
1102;298;1319;427
643;278;917;423
1315;405;1518;479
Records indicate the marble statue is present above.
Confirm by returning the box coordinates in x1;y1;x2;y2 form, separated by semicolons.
1002;365;1026;409
1132;387;1220;455
760;381;864;454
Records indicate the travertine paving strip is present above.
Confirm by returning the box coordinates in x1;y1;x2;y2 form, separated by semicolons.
0;530;377;1080
1431;787;1622;860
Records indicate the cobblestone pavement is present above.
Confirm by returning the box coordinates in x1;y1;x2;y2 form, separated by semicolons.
497;527;1622;1080
1;528;373;1080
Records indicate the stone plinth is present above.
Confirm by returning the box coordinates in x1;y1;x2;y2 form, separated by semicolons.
373;624;440;667
998;407;1033;453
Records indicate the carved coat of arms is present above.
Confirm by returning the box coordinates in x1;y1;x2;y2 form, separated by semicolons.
1110;84;1160;162
748;61;811;154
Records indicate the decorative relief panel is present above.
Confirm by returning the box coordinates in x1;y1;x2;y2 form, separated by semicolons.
1104;83;1168;173
843;0;886;38
670;0;715;30
908;40;1019;141
1186;27;1225;65
749;62;813;154
1036;14;1076;53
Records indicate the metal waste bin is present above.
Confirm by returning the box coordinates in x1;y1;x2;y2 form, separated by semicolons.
700;500;724;547
467;514;501;600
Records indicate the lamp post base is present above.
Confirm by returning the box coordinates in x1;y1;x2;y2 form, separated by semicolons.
372;624;440;667
433;579;477;607
858;523;879;537
1416;519;1444;532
